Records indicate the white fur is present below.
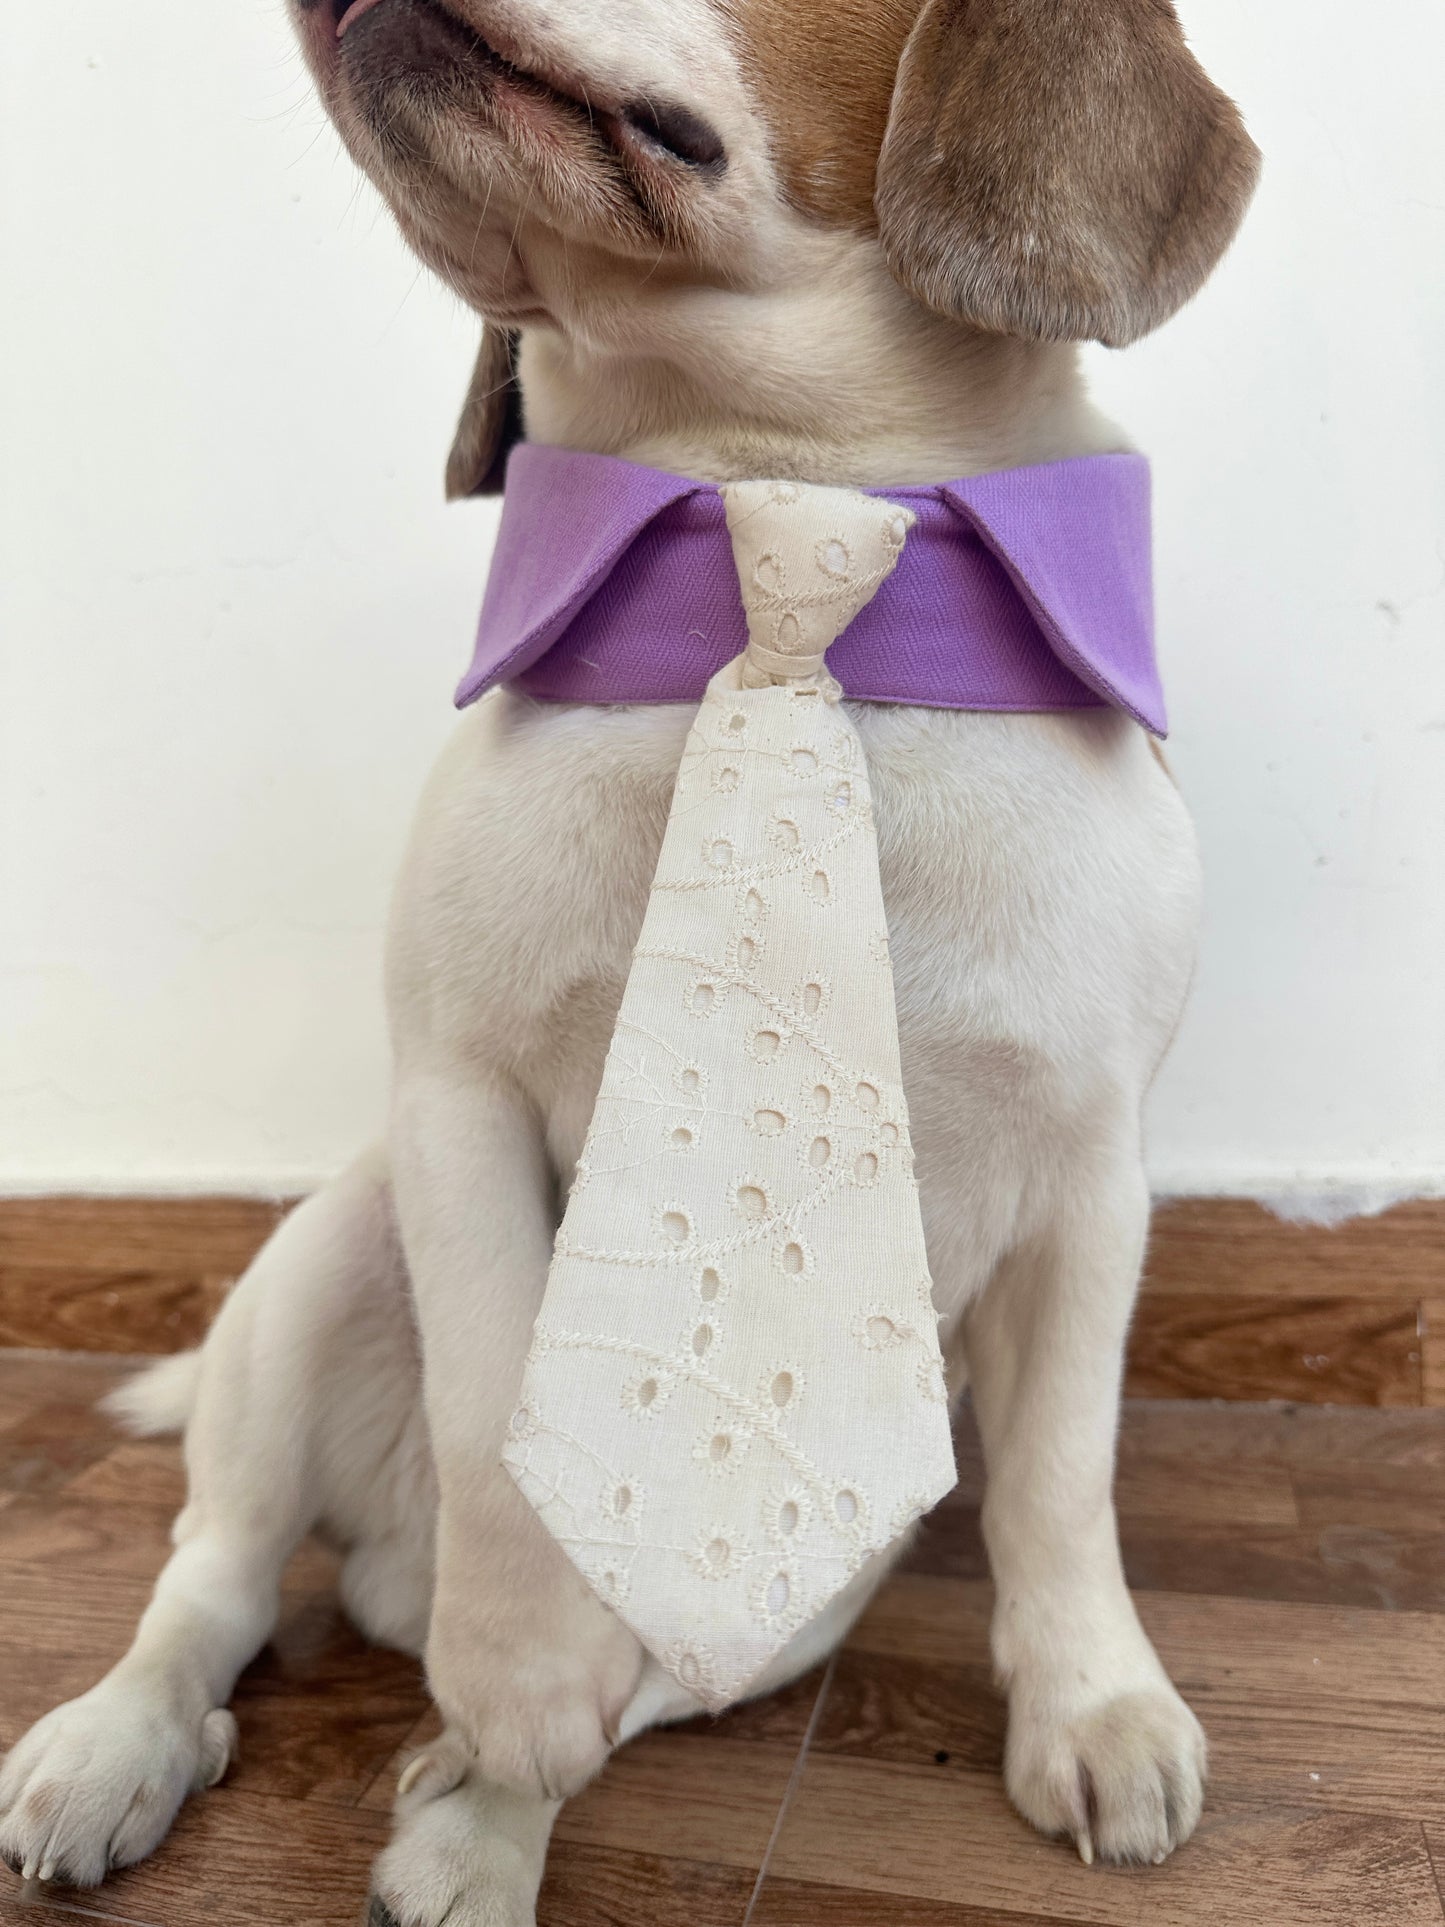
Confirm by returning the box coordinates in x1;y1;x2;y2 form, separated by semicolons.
2;0;1214;1915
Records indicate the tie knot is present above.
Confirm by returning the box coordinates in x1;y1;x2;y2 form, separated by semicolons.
721;480;916;692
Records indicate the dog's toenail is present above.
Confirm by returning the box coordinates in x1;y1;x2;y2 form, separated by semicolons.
368;1899;404;1927
38;1860;56;1882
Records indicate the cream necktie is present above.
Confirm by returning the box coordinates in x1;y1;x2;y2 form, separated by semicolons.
503;480;957;1711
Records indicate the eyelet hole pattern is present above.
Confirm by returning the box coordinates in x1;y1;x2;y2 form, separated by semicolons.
736;1184;768;1222
690;980;717;1016
816;536;852;578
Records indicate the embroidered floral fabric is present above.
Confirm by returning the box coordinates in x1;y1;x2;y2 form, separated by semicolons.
502;481;958;1710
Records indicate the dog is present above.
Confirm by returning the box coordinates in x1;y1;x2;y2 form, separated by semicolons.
0;1;1259;1919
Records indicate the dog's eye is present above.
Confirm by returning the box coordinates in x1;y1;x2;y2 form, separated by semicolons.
620;99;726;172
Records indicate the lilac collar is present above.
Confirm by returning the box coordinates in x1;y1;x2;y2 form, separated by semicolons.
459;445;1166;735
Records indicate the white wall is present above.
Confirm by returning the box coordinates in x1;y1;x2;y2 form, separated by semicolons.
2;1;1441;1200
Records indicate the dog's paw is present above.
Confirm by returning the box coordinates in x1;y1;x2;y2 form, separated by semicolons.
1005;1684;1206;1865
367;1739;557;1927
0;1684;235;1888
428;1595;641;1802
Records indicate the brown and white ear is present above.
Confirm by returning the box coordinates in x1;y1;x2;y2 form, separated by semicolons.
444;325;523;499
875;0;1261;348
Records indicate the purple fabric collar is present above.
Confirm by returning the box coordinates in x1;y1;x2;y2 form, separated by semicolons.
459;445;1166;735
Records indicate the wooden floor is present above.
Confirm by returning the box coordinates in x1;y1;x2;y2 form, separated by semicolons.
2;1350;1444;1927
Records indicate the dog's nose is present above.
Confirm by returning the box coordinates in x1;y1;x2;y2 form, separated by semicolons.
618;99;727;172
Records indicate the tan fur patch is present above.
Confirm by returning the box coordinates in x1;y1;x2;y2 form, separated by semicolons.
876;0;1262;346
713;0;925;227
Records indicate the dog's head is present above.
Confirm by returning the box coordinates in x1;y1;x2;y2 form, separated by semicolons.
293;0;1259;487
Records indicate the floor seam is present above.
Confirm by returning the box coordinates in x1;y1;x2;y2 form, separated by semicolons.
1422;1822;1445;1919
739;1653;837;1927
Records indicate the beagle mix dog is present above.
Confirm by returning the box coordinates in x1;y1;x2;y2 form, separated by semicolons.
0;1;1258;1920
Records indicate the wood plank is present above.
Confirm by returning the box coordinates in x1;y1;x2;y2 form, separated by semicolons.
805;1649;1005;1776
848;1576;1445;1711
764;1755;1444;1925
1145;1198;1445;1300
0;1403;121;1499
903;1501;1445;1612
555;1734;808;1874
751;1884;1068;1927
64;1441;187;1511
0;1353;127;1409
538;1845;755;1927
0;1199;293;1275
226;1597;430;1808
0;1496;338;1594
1292;1463;1445;1535
0;1267;230;1358
1125;1294;1424;1406
1113;1399;1445;1471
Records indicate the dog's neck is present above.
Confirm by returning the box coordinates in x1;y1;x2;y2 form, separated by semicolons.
511;246;1124;490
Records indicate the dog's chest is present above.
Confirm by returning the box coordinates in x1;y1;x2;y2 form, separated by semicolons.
388;693;1199;1236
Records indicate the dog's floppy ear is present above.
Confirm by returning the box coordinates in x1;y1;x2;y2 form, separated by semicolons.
445;325;524;499
875;0;1261;348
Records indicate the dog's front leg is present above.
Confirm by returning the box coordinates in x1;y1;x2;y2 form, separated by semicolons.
962;1145;1206;1867
383;1068;643;1922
